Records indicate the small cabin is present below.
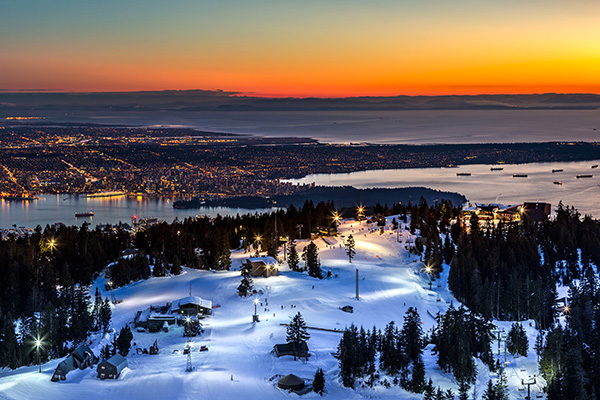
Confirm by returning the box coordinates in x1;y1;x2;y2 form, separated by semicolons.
278;374;305;391
246;257;279;278
273;342;309;358
97;354;127;380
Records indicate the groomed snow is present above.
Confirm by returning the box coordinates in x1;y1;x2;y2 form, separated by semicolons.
0;217;545;399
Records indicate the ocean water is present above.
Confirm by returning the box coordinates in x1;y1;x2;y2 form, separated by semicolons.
285;159;600;217
6;109;600;144
0;194;275;230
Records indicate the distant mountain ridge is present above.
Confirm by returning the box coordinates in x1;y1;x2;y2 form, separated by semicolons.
1;91;600;111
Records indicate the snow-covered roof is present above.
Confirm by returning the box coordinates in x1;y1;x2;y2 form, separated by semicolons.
174;295;212;310
247;256;278;265
106;354;127;372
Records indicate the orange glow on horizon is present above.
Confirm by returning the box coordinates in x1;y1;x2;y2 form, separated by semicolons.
3;1;600;98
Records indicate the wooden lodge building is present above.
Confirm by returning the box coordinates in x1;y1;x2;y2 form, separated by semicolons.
246;257;279;278
51;344;98;382
97;354;128;380
171;295;213;317
460;202;551;224
134;295;212;331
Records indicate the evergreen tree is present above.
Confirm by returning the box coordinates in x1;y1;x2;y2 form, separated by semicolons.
305;242;322;279
237;261;254;297
98;298;112;332
422;379;436;400
409;355;426;393
100;344;111;360
380;320;406;376
313;368;325;395
458;381;470;400
152;256;166;277
218;237;232;270
432;305;477;386
0;314;20;369
287;239;300;272
482;380;496;400
507;323;528;357
170;255;182;275
345;235;356;263
92;287;102;331
337;324;360;388
286;312;310;360
400;307;424;364
495;366;509;400
116;325;133;356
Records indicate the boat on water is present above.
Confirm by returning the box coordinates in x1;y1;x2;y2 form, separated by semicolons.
552;169;563;173
456;172;472;176
75;211;94;217
513;174;528;178
592;165;598;169
490;167;504;171
84;191;126;198
577;174;593;178
2;194;39;201
553;181;562;185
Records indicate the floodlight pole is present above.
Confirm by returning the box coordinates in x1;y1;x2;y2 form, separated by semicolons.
35;339;41;373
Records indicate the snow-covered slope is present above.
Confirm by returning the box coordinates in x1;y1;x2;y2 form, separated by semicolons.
0;217;544;399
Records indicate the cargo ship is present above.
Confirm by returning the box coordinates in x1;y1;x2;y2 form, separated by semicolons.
84;191;126;198
552;169;563;173
75;212;94;217
553;181;562;185
490;167;504;171
577;174;593;178
592;165;598;169
513;174;528;178
456;172;472;176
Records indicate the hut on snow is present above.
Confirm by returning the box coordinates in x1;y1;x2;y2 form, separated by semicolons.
277;374;305;391
246;257;279;278
97;354;128;380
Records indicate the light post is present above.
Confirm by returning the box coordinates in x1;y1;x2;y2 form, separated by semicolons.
107;280;116;303
357;206;365;224
252;298;259;322
425;264;433;290
254;234;262;256
184;316;192;336
35;338;42;373
282;236;289;260
332;211;340;229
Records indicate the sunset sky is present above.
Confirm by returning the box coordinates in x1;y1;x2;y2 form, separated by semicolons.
2;0;599;97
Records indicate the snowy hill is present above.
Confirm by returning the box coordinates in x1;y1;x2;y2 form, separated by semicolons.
0;217;544;399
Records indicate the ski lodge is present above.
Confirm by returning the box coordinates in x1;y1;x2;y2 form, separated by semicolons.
171;295;213;316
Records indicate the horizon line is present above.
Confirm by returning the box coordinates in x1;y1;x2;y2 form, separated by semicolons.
1;89;600;99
